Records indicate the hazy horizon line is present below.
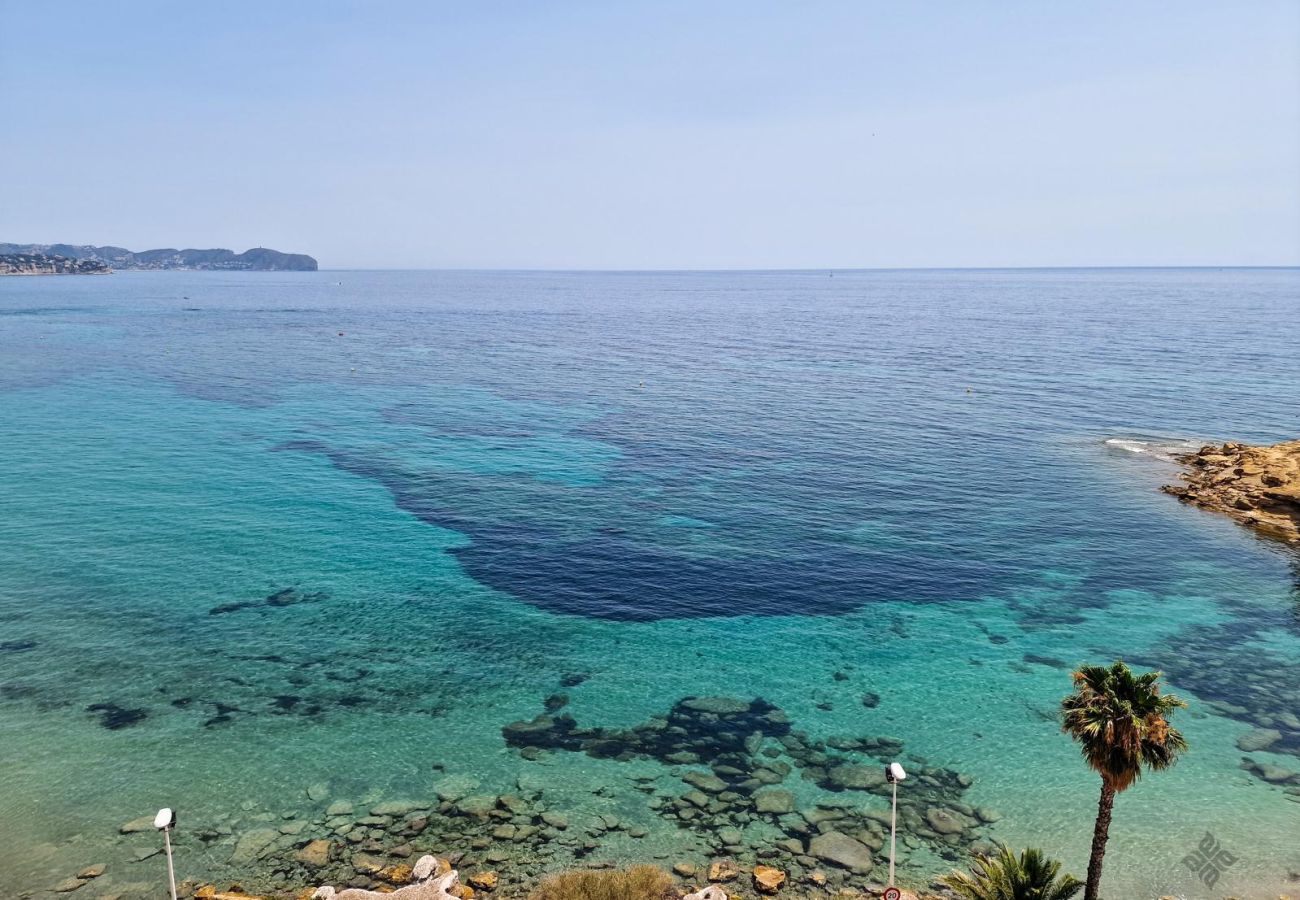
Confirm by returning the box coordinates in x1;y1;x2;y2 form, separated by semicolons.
310;263;1300;273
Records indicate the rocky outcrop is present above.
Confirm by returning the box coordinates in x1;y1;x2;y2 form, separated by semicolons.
1162;440;1300;544
312;855;460;900
684;887;728;900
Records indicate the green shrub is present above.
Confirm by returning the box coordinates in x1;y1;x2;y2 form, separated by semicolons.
527;865;675;900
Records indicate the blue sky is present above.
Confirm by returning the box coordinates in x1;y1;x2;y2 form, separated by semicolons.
2;2;1297;269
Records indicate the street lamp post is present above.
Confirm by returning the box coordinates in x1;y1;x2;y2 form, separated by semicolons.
884;762;908;889
154;807;178;900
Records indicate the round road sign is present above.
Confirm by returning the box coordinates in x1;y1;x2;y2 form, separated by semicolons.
883;888;902;900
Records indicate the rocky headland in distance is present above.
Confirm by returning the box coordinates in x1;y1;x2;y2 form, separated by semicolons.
1162;439;1300;544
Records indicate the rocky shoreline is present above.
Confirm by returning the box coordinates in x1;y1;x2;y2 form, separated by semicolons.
28;696;1000;900
23;698;1300;900
30;691;1300;898
1161;440;1300;544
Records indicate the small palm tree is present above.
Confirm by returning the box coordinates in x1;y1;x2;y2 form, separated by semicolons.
940;844;1083;900
1061;660;1187;900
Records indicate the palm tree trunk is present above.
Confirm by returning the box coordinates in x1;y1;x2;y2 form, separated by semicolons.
1084;782;1116;900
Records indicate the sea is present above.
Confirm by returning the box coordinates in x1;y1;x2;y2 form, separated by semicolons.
0;268;1297;899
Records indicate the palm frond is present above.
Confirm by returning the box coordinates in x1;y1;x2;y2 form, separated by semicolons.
1060;659;1188;792
939;844;1083;900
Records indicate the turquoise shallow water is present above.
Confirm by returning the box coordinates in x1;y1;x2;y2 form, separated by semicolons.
0;269;1298;898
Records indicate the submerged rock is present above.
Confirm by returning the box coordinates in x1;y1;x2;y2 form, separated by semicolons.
86;702;148;730
295;840;333;868
925;807;969;835
1242;757;1300;784
753;789;795;814
684;771;729;794
119;815;156;834
1236;727;1283;752
501;695;790;765
808;830;874;873
230;828;281;863
823;763;886;792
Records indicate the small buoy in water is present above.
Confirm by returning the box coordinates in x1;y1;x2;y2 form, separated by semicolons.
337;331;345;336
966;387;972;393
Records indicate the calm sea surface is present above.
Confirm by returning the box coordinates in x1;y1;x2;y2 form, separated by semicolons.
1;269;1297;898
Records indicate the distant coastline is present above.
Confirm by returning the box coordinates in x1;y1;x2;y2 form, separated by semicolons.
0;252;111;276
0;242;317;273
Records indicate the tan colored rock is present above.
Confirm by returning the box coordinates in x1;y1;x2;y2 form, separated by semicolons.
753;865;786;894
708;859;741;882
465;871;498;891
1163;439;1300;543
76;865;106;879
379;865;414;885
673;862;698;877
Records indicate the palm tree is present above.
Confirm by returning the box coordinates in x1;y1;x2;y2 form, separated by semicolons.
940;843;1083;900
1061;660;1188;900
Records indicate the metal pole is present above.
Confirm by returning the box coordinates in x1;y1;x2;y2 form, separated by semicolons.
163;827;178;900
889;779;898;887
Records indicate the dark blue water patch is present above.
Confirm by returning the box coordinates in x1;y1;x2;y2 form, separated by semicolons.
269;431;1224;622
274;440;1010;620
